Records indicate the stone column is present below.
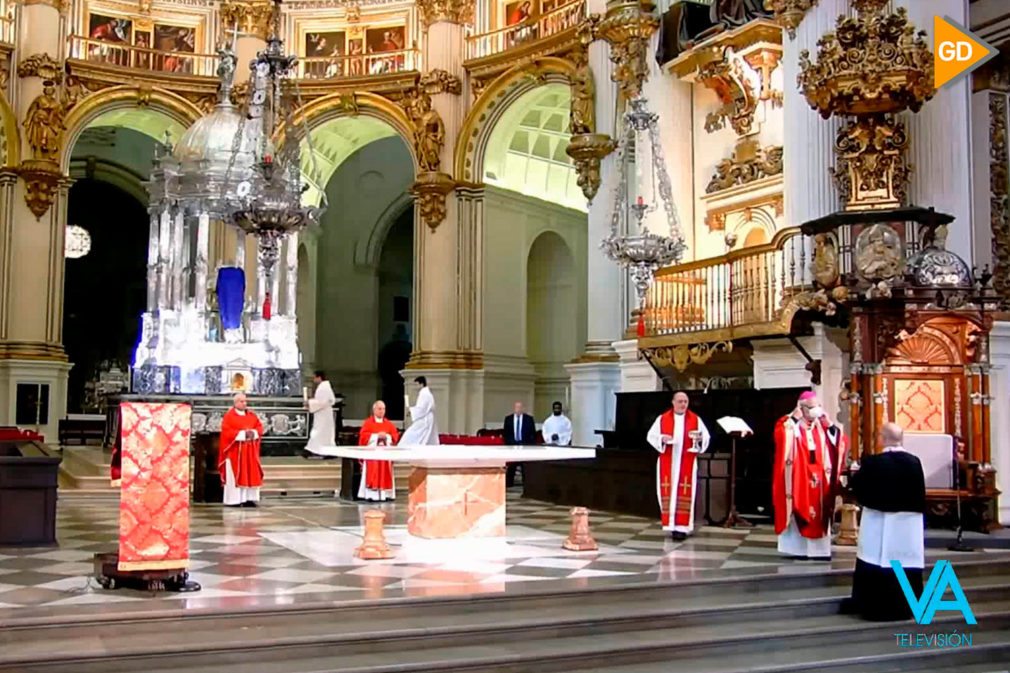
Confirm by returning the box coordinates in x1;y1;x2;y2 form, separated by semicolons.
406;0;479;433
897;0;973;264
566;0;632;446
0;0;72;440
781;0;847;228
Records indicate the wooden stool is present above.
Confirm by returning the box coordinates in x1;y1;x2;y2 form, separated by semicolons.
837;503;859;546
563;506;598;551
355;510;394;559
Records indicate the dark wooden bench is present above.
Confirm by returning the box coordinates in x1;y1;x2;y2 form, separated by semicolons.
58;417;106;446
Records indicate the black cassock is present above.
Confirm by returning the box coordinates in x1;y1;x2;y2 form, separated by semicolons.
843;449;927;621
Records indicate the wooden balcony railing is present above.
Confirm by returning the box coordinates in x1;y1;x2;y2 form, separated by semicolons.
67;35;219;77
466;0;585;60
641;228;813;338
296;49;418;80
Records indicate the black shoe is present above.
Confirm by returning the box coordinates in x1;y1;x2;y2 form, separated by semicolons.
242;501;259;508
670;532;688;541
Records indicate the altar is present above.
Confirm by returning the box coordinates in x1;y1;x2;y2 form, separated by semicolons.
310;445;596;538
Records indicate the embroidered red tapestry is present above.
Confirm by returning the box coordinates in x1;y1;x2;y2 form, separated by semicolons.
117;402;192;571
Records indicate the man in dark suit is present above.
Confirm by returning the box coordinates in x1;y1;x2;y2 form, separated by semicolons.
503;401;536;487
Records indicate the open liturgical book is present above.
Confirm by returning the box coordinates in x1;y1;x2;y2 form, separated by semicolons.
717;416;753;435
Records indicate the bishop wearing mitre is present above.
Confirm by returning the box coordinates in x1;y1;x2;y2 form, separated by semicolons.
646;391;711;540
219;392;264;507
772;391;848;559
358;400;399;501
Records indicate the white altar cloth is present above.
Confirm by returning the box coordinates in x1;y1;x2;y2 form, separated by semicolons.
306;444;596;467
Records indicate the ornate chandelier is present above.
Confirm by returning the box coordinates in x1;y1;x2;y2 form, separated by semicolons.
221;0;325;289
601;97;686;322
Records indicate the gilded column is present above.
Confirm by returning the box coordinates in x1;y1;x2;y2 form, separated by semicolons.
582;0;623;358
0;0;72;439
409;0;478;369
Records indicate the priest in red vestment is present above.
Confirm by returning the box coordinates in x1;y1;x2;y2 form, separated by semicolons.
219;392;264;507
646;391;711;540
358;400;399;501
772;391;848;559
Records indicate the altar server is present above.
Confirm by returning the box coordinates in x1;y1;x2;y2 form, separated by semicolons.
842;423;926;621
358;400;399;501
772;391;847;559
305;370;336;452
646;391;710;540
219;393;264;507
542;401;572;446
400;376;439;445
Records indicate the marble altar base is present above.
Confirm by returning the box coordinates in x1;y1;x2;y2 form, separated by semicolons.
408;467;505;538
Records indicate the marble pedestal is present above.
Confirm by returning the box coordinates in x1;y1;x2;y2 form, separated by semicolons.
407;467;505;538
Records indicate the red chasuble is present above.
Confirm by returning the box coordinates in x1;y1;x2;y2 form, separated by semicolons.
219;408;265;488
657;409;701;529
772;415;847;538
359;417;399;491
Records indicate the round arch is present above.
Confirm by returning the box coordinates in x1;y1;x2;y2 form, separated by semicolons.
59;86;203;172
288;91;418;170
0;92;21;167
356;191;414;267
455;56;576;183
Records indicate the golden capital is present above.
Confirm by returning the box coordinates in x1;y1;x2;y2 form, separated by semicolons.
22;0;69;14
416;0;475;28
220;0;274;41
419;69;462;96
596;0;660;100
767;0;818;39
17;159;64;220
17;53;63;85
409;172;456;231
566;133;615;202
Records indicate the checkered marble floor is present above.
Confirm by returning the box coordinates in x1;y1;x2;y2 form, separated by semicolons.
0;491;999;613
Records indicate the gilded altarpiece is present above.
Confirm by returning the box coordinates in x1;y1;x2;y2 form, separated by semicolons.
849;309;998;530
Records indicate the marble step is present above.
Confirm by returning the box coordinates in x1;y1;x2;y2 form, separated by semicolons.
4;600;1006;673
2;575;1006;667
2;559;1007;671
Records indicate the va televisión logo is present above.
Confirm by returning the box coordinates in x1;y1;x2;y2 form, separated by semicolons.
891;560;976;649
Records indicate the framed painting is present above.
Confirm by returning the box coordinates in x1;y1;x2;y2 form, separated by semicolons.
89;13;132;43
364;25;405;53
504;0;535;25
305;31;346;58
154;24;196;73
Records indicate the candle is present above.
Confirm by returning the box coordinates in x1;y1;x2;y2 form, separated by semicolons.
302;386;308;401
404;393;411;414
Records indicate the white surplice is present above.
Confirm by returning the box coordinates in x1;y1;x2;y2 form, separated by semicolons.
646;412;711;533
305;380;336;452
856;446;925;570
400;386;439;445
542;414;572;445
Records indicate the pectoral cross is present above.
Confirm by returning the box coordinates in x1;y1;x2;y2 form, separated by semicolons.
680;476;692;495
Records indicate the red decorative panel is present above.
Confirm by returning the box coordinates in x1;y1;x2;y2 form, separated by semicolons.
893;379;946;434
118;402;192;571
